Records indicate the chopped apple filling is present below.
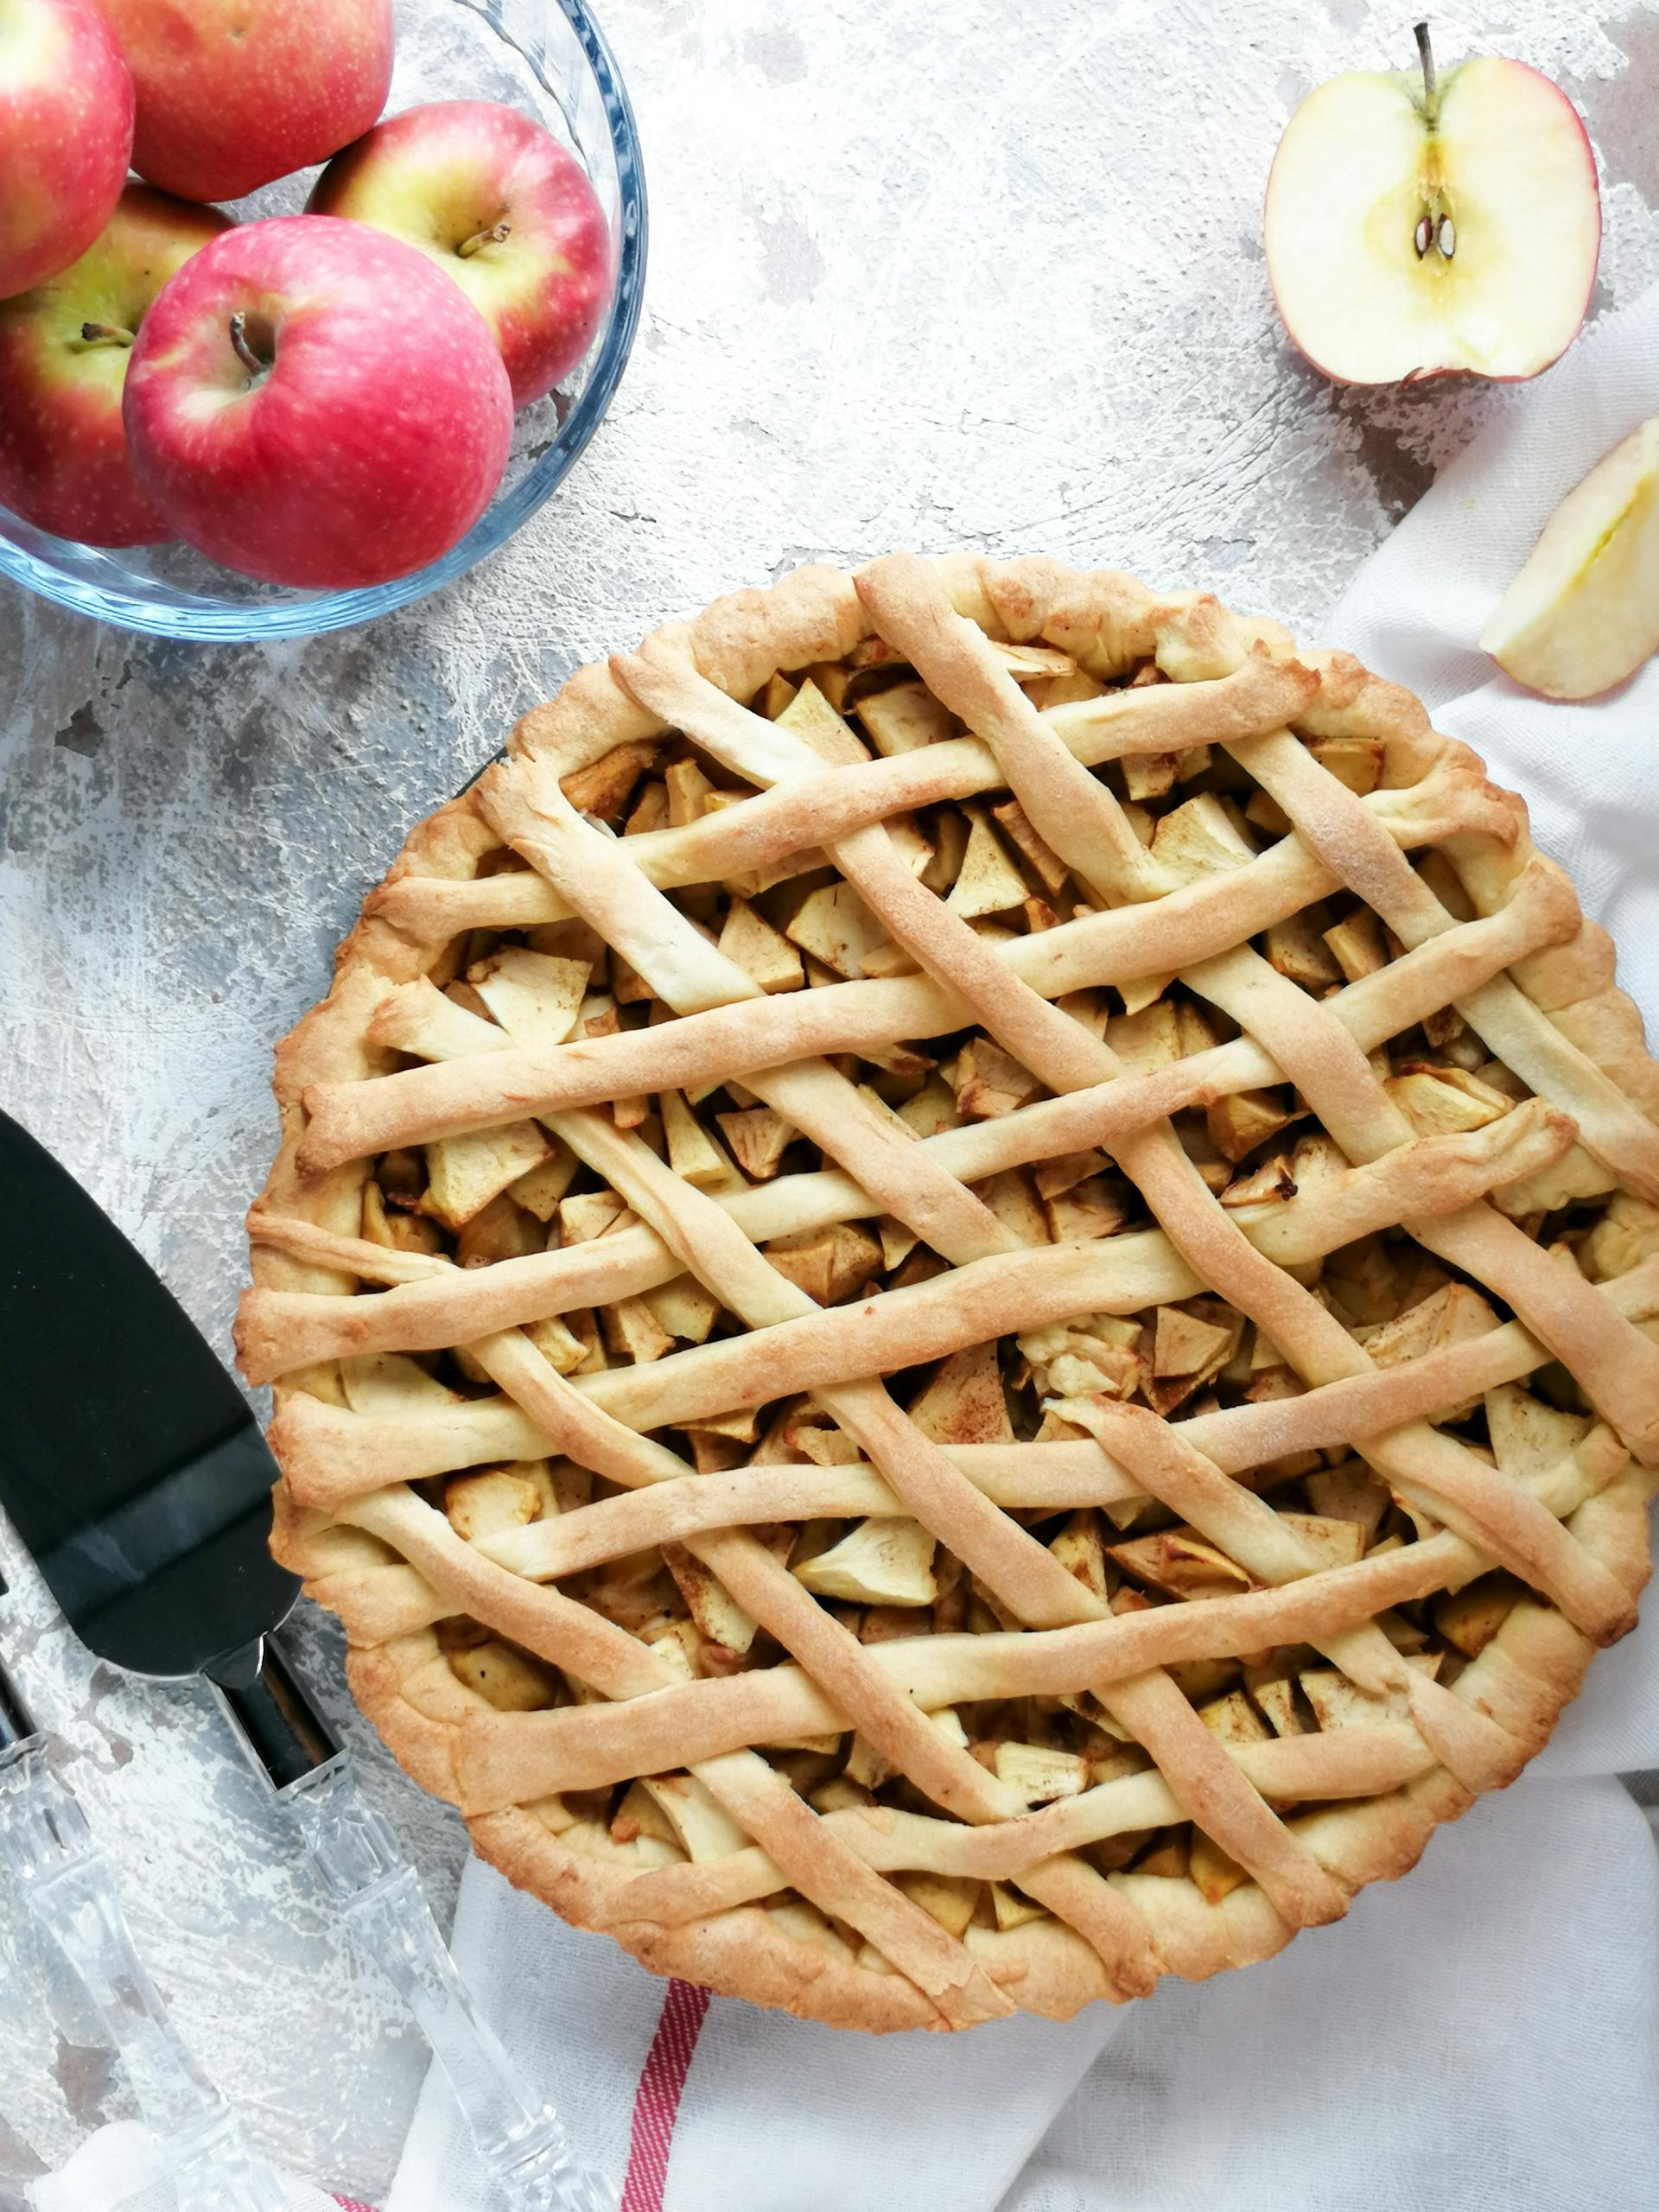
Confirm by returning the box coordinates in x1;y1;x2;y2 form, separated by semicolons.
359;614;1636;1942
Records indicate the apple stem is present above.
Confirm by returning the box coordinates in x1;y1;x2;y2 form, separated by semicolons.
1414;20;1437;112
76;321;134;350
457;219;511;259
228;309;270;381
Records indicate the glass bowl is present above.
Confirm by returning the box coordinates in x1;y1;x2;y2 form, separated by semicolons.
0;0;646;641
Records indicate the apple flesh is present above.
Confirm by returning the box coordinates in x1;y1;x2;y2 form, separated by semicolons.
310;99;613;406
1265;26;1599;385
0;0;135;299
0;186;229;545
99;0;394;204
123;215;514;588
1481;418;1659;700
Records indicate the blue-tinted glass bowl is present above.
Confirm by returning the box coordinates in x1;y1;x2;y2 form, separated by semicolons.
0;0;645;640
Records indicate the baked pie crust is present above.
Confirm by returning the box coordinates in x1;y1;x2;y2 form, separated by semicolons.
239;553;1659;2031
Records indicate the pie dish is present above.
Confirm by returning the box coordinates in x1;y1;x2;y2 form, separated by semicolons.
238;552;1659;2031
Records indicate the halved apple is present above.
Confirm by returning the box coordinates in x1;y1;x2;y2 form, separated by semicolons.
1481;417;1659;699
1265;25;1600;385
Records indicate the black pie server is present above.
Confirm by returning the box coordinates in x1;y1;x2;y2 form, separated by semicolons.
0;1107;612;2211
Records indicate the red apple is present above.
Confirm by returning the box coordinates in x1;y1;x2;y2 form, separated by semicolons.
0;185;229;545
310;99;612;406
0;0;135;299
99;0;394;204
1264;25;1600;384
123;214;513;588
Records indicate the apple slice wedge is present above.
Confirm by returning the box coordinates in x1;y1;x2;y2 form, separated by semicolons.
1480;417;1659;700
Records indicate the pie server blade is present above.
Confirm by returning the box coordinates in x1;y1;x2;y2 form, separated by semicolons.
0;1107;613;2211
0;1106;298;1687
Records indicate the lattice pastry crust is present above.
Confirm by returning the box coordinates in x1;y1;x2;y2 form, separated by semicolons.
240;554;1659;2032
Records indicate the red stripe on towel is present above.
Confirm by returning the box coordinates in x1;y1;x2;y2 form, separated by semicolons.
620;1979;712;2210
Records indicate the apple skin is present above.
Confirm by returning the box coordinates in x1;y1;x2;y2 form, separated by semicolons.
310;99;612;406
0;0;136;299
1265;54;1600;386
0;185;230;546
123;214;514;588
99;0;394;204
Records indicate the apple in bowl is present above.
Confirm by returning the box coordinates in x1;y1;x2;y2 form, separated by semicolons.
1265;24;1599;385
0;0;135;300
100;0;394;203
310;99;613;406
123;214;514;588
0;186;229;546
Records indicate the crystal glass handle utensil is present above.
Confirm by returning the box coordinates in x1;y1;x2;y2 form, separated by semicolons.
0;1727;294;2212
211;1635;615;2212
283;1753;616;2212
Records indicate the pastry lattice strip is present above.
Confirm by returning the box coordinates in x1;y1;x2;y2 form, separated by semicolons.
246;553;1659;2027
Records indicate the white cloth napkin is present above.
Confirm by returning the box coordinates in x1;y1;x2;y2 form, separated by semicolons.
29;2119;343;2212
386;280;1659;2212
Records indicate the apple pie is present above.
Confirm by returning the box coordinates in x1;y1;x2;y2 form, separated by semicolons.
239;553;1659;2031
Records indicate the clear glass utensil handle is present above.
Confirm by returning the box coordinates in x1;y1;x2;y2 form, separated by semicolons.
0;1735;295;2212
283;1754;616;2212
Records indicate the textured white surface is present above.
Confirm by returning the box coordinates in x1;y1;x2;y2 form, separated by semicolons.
1;0;1656;2200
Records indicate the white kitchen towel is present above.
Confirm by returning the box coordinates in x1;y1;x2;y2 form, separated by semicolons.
385;276;1659;2212
29;2118;346;2212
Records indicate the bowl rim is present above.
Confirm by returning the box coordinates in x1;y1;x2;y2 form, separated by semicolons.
0;0;649;645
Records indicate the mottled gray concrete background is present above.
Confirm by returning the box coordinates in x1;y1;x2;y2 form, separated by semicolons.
2;0;1656;2199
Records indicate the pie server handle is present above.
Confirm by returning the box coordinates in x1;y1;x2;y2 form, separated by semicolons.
217;1637;616;2212
0;1685;295;2212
